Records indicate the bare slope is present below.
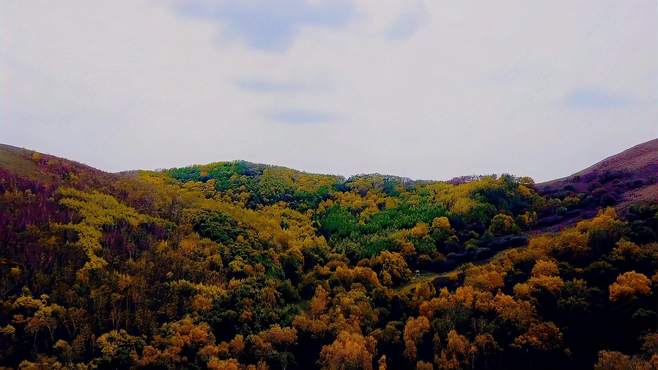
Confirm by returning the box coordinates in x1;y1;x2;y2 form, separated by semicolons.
538;138;658;205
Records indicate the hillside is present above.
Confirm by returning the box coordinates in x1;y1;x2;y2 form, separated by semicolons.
538;138;657;202
0;141;657;369
534;139;658;230
0;143;119;190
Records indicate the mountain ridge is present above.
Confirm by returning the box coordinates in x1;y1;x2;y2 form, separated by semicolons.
3;138;657;189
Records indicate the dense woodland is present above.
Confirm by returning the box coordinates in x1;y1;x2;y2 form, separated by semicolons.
0;148;656;369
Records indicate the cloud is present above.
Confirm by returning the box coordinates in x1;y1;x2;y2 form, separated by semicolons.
268;109;335;124
235;79;328;93
1;0;656;182
384;7;426;41
563;88;632;109
173;0;355;51
236;79;304;93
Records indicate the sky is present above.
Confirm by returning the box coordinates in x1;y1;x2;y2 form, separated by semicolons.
1;0;657;182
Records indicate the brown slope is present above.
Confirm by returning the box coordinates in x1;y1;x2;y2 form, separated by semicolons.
0;143;119;190
540;139;658;187
0;144;53;181
538;138;658;203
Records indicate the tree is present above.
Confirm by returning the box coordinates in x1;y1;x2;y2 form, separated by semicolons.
311;286;329;317
528;260;564;294
488;214;518;236
95;330;143;368
472;333;501;368
464;266;505;292
593;350;653;370
531;260;559;277
436;330;474;370
512;322;563;352
208;358;241;370
609;271;651;302
318;331;376;370
374;251;412;286
432;216;451;231
403;316;430;360
411;223;430;238
252;325;298;369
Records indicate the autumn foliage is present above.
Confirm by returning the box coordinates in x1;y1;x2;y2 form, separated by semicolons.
0;147;656;369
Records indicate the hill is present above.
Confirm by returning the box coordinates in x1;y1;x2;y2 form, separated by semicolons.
538;138;658;203
0;141;656;369
0;143;118;189
534;139;658;230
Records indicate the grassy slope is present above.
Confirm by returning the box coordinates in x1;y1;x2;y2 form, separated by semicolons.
0;144;50;181
538;138;658;204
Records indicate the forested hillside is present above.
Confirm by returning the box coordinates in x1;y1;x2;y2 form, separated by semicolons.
0;143;656;369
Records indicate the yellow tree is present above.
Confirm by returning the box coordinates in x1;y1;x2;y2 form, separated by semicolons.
318;331;376;370
609;271;652;302
403;316;430;360
435;330;474;370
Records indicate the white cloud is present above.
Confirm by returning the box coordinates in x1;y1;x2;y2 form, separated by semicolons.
1;0;656;181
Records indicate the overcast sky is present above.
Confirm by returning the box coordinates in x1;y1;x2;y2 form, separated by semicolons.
1;0;657;181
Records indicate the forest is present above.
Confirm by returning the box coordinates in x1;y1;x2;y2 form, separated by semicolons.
0;146;656;369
